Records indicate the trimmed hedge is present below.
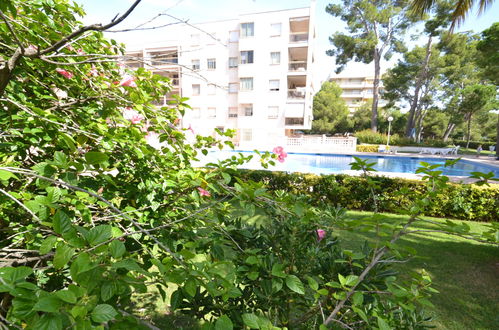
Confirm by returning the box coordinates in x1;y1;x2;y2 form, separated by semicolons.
454;141;496;150
232;170;499;222
356;145;380;152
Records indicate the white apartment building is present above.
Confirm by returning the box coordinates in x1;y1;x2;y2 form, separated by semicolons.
329;75;387;113
125;5;316;149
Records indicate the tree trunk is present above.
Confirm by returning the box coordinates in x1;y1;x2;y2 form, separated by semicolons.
496;114;499;159
442;122;455;142
0;48;23;97
405;35;433;139
371;49;381;132
465;114;472;149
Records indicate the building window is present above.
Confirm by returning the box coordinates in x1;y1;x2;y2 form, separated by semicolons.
270;52;281;64
241;104;253;116
240;78;253;91
240;50;254;64
229;57;238;68
192;59;200;70
207;107;216;118
228;107;238;118
270;23;282;36
192;84;200;95
269;80;280;91
207;58;216;70
229;83;238;93
192;107;201;119
229;30;239;42
241;129;252;141
191;34;200;45
240;22;254;37
268;106;279;119
208;84;216;95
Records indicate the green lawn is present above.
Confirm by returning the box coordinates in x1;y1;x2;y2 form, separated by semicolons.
458;147;495;157
341;211;498;330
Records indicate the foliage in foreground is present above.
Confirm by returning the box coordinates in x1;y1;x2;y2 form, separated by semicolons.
0;1;498;329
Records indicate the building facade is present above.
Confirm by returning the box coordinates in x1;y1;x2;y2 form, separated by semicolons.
125;6;316;148
329;75;387;114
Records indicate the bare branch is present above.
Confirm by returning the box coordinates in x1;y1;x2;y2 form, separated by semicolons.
39;0;143;55
0;188;41;223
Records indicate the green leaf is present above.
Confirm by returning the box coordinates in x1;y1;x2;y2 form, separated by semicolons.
306;276;319;291
352;291;363;306
84;151;109;165
271;263;286;278
377;317;392;330
101;281;116;302
345;275;359;287
53;210;72;235
0;266;33;283
242;313;260;329
91;304;118;323
285;275;305;294
40;236;58;255
215;315;233;330
56;290;77;304
109;240;126;258
184;278;197;297
0;169;17;180
53;244;75;269
170;289;182;311
34;313;63;330
33;296;62;313
86;225;112;246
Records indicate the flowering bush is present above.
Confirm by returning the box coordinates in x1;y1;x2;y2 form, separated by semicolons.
0;1;496;329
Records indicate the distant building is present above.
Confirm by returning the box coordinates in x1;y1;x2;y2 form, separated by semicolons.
125;5;317;148
329;75;387;113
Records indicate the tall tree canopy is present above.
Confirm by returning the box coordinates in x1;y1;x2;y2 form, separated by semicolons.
311;81;350;134
326;0;418;132
410;0;495;29
476;22;499;85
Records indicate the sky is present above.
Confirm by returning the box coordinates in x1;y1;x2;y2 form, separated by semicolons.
75;0;499;84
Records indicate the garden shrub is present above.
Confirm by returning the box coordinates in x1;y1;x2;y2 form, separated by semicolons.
233;170;499;222
356;144;380;152
454;140;496;150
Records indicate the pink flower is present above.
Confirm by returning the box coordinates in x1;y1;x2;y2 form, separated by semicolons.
89;65;99;77
316;229;326;242
197;187;211;197
55;68;73;79
272;146;288;163
119;75;137;87
122;107;144;124
66;44;75;51
26;44;38;53
187;124;195;135
145;131;162;150
77;48;85;55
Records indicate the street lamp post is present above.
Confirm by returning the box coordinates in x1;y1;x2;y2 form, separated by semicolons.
387;116;394;147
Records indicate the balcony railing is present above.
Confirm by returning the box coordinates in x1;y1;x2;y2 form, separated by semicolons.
288;88;306;99
289;33;308;43
285;118;304;126
288;61;307;71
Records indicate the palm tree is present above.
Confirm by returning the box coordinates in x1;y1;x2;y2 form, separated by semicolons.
410;0;495;30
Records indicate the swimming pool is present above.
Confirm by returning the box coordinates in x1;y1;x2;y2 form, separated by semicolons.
203;151;499;178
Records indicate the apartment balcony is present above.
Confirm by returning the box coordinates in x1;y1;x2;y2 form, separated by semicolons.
285;117;305;126
287;75;306;100
288;61;307;72
288;89;306;99
289;32;308;43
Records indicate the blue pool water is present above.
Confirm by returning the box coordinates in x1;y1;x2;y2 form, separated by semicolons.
203;151;499;178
